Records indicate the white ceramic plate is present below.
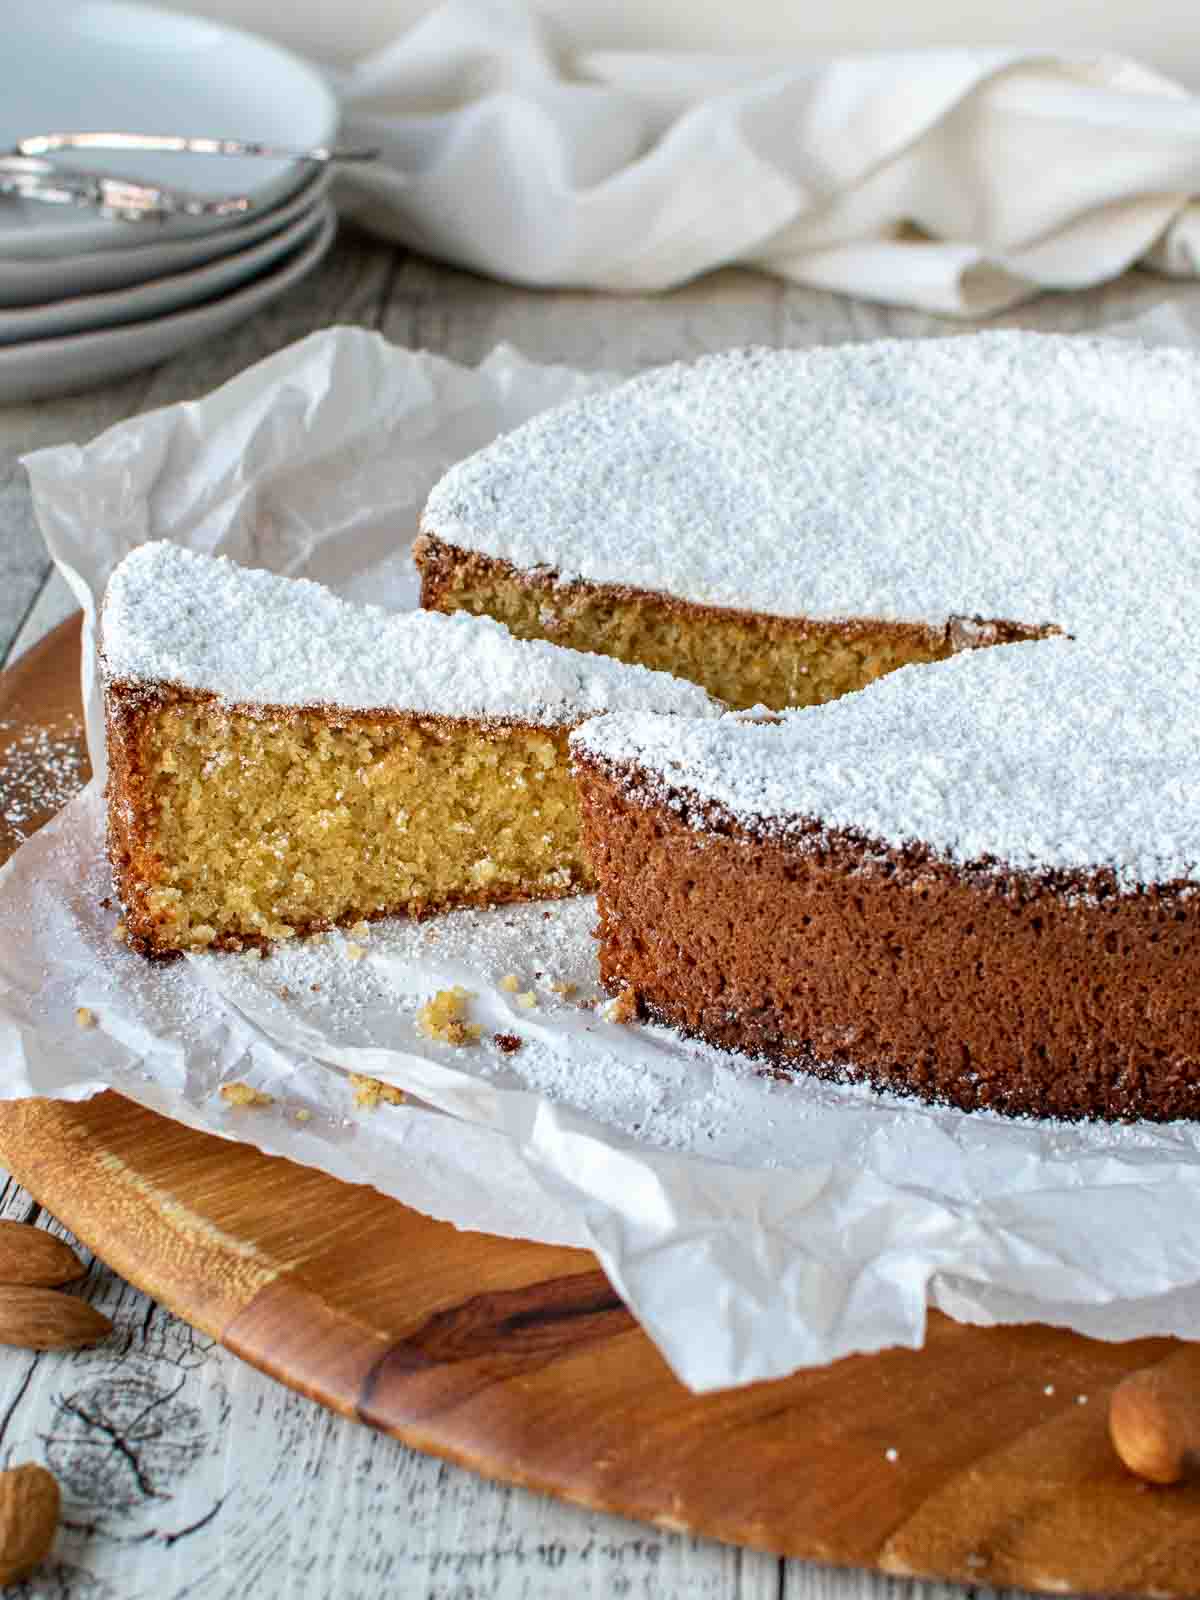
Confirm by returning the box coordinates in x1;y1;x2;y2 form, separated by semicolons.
0;169;330;307
0;205;335;404
0;0;337;257
0;198;328;346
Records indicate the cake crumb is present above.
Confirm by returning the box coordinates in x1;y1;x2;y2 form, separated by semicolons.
499;974;521;992
351;920;371;939
494;1033;523;1054
417;986;482;1045
349;1074;405;1110
243;948;262;964
112;921;127;943
604;987;638;1025
294;1108;312;1123
444;1020;482;1045
75;1006;97;1029
345;941;367;962
515;990;537;1010
548;980;577;998
220;1082;273;1108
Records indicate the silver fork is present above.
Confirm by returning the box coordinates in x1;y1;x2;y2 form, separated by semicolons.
15;132;378;163
0;155;252;222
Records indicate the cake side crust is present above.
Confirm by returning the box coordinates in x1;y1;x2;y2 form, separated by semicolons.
415;533;1051;713
573;751;1200;1124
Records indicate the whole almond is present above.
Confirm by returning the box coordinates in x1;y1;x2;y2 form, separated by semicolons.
0;1287;111;1350
0;1463;59;1585
0;1222;83;1289
1110;1365;1200;1484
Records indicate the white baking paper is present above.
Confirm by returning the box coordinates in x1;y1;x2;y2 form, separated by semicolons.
7;321;1200;1392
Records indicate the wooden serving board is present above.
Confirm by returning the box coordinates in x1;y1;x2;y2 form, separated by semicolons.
4;617;1200;1599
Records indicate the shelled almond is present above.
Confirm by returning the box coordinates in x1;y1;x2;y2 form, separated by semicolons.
0;1464;59;1584
0;1221;83;1289
1110;1364;1200;1485
0;1286;111;1350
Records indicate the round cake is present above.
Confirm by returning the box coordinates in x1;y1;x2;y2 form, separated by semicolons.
420;332;1200;1121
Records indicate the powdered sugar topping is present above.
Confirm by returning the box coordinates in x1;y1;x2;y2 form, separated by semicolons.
574;637;1200;888
101;542;716;725
551;333;1200;888
424;332;1200;635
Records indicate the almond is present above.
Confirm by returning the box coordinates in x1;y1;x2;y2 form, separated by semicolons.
0;1287;111;1350
1110;1364;1200;1484
0;1463;59;1585
0;1223;83;1289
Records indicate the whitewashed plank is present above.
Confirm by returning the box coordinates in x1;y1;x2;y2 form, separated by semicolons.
993;272;1200;335
0;1197;784;1600
249;1418;781;1600
0;368;154;665
4;568;78;668
0;1176;39;1224
783;1564;1022;1600
773;266;1200;346
382;258;787;371
382;255;1200;375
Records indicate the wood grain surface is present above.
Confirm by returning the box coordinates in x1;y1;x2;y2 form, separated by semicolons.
5;575;1200;1600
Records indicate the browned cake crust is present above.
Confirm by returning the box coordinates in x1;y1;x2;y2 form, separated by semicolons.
415;532;1048;712
574;753;1200;1124
106;678;591;957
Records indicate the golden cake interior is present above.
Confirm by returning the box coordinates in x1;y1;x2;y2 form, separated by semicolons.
416;534;1051;711
109;690;589;953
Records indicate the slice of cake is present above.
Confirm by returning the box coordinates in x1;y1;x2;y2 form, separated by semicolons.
102;542;716;956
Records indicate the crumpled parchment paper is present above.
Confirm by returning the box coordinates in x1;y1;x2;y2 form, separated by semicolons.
5;319;1200;1393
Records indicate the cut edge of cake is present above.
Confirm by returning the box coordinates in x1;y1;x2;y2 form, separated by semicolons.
101;542;719;958
414;530;1051;713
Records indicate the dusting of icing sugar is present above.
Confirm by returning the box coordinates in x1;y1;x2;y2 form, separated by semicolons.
421;327;1200;890
423;332;1200;635
101;541;716;725
198;896;797;1158
573;634;1200;890
0;720;88;842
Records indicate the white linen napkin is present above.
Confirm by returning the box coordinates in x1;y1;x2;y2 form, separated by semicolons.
330;0;1200;316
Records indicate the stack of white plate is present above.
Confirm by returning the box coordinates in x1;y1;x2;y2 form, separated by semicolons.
0;0;339;403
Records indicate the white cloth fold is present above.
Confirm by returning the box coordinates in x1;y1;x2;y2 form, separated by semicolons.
330;0;1200;315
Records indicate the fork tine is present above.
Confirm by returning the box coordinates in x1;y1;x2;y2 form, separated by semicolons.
16;132;378;162
0;162;254;222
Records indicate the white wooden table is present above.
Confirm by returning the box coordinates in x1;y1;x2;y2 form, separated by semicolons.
2;229;1199;1599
